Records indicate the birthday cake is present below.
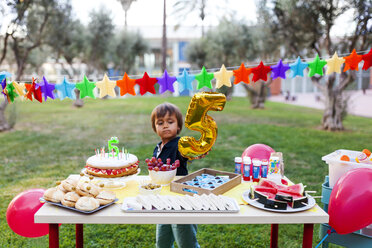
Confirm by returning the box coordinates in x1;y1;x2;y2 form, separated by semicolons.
84;137;139;178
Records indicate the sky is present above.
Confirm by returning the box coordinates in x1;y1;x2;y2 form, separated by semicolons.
70;0;355;36
71;0;257;27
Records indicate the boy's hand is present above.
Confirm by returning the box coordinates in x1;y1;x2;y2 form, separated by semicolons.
194;149;211;160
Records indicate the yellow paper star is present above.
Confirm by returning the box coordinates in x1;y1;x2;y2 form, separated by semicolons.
326;52;345;74
214;64;233;88
96;74;116;98
12;81;26;97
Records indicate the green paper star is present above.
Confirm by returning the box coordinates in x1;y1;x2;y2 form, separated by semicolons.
195;66;214;89
308;54;327;77
5;82;18;102
75;75;96;99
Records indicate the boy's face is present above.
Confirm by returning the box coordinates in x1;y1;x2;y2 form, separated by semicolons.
155;112;179;142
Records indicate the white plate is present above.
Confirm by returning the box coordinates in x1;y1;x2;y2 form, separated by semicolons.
121;196;240;213
242;191;316;213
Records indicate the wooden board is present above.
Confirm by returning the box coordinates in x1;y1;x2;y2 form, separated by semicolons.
170;168;241;195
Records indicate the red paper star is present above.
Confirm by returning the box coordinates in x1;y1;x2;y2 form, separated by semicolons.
362;48;372;71
251;61;272;82
343;49;362;72
233;63;251;84
25;78;43;102
136;72;157;95
117;72;136;96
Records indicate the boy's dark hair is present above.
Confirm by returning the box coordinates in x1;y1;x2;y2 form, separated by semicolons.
151;102;183;134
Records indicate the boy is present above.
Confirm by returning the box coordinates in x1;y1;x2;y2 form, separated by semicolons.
151;102;200;248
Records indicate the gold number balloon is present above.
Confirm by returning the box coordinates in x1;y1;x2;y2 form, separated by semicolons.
178;92;226;160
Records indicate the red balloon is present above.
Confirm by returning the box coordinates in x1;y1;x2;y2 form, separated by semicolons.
328;168;372;234
6;188;49;238
241;144;275;160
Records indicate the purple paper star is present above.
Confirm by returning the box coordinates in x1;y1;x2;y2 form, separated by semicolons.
39;76;55;101
271;59;290;79
1;78;7;98
157;70;177;94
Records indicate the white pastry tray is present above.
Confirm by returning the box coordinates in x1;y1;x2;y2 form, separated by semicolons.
40;197;118;214
121;196;240;213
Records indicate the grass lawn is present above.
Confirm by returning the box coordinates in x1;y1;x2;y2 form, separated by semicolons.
1;96;371;247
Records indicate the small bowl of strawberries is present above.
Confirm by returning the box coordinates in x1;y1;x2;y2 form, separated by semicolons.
145;157;180;185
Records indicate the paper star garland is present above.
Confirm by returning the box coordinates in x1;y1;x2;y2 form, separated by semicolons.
176;69;195;92
195;66;214;89
96;74;116;98
361;48;372;71
343;49;362;72
214;64;233;88
326;52;345;75
251;61;271;82
25;78;43;102
271;59;290;79
233;63;251;84
12;81;26;97
75;75;96;99
157;70;177;94
55;77;76;100
39;76;55;101
308;55;327;77
4;82;18;103
116;72;136;96
136;72;157;95
289;57;309;78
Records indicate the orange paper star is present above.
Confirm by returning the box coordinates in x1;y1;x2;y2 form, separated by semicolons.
117;72;136;96
343;49;362;72
25;78;42;102
233;63;251;84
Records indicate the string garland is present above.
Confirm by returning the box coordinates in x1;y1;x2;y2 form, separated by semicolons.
0;48;371;103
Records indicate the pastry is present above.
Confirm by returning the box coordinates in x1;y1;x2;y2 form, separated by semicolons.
57;183;68;193
43;187;65;203
76;182;100;197
61;192;80;207
61;178;78;192
95;190;116;205
75;196;100;211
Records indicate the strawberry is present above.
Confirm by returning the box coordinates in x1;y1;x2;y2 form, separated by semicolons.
113;169;118;175
106;169;112;175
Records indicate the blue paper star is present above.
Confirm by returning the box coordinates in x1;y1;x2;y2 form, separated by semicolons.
157;70;177;94
0;71;12;82
176;69;195;93
39;76;55;101
55;77;76;100
270;59;290;79
289;56;309;78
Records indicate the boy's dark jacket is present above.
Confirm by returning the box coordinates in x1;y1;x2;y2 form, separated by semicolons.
153;136;188;175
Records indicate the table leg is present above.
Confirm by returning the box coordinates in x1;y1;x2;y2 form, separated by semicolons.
76;224;84;248
302;224;314;248
270;224;279;248
49;224;59;248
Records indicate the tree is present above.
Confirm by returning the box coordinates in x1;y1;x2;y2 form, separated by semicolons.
85;7;115;75
258;0;371;130
0;0;73;131
186;18;258;100
111;31;148;74
118;0;136;28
